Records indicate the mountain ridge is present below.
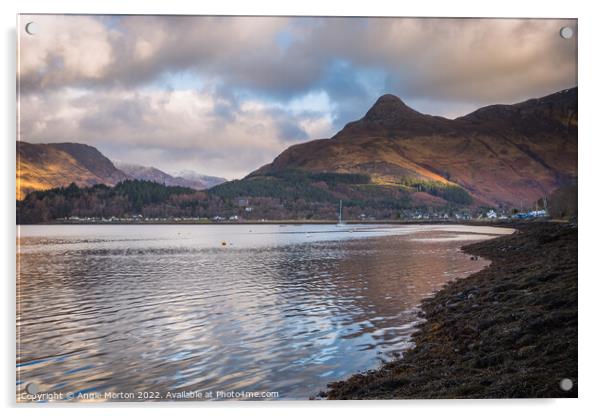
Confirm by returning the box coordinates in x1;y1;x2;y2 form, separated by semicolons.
16;141;130;200
114;162;226;190
17;142;227;199
252;87;577;207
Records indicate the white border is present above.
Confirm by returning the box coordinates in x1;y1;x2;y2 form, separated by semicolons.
3;1;600;415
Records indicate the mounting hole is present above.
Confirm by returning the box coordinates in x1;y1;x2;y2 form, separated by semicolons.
559;378;573;391
25;22;38;35
25;381;39;394
559;26;573;39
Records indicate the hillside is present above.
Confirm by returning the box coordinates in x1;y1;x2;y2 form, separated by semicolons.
251;88;577;207
16;142;129;200
16;142;227;200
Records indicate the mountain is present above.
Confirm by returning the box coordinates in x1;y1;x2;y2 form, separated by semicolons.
173;170;227;189
16;142;228;200
114;163;225;190
251;88;577;207
17;88;578;222
17;142;130;200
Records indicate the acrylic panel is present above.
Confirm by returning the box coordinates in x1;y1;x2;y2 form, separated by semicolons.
16;15;577;402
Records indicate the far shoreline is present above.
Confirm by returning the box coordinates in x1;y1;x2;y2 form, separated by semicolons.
17;219;559;227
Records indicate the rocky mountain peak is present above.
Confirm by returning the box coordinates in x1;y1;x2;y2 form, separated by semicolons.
364;94;421;123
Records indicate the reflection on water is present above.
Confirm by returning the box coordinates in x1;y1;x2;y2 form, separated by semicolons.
17;224;511;401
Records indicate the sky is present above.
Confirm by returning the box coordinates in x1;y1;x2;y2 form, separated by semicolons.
18;15;577;179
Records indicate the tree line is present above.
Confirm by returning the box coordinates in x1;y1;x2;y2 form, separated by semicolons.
18;173;476;223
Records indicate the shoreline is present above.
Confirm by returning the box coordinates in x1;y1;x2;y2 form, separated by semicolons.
17;219;554;226
324;222;577;399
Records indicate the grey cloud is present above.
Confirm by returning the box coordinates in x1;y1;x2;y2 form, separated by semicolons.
19;86;324;179
18;16;577;177
297;17;577;108
274;117;309;142
78;96;149;132
20;16;577;107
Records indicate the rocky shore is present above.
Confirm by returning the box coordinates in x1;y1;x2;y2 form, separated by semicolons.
325;222;577;399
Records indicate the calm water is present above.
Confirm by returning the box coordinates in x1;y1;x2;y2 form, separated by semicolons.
16;224;512;401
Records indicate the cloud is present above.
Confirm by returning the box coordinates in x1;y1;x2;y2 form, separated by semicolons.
19;86;333;178
20;16;577;104
19;15;114;90
19;15;293;92
18;15;577;177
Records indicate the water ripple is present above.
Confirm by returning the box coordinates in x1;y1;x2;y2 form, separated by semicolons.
17;224;508;400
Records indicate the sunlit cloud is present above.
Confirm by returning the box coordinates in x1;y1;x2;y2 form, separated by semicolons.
20;87;332;179
18;15;577;178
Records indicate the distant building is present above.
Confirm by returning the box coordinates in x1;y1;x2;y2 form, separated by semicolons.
528;210;547;218
512;210;547;220
237;199;250;207
486;210;497;219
